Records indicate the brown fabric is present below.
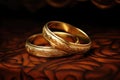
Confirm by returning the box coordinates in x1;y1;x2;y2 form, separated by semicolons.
0;19;120;80
0;0;119;12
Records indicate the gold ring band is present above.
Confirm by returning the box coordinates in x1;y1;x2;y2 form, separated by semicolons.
43;21;91;54
25;32;79;57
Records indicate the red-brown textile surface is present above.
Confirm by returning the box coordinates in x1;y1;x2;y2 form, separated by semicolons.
0;19;120;80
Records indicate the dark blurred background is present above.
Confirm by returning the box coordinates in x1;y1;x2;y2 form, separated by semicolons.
0;0;120;31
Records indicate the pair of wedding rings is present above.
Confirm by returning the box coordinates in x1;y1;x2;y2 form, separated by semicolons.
25;21;91;57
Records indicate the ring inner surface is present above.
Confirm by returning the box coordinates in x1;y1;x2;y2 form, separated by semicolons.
47;22;90;44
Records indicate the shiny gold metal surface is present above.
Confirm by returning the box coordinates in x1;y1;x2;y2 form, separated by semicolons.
25;32;78;57
43;21;91;54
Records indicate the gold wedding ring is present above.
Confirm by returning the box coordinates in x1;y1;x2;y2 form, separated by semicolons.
25;32;79;57
43;21;91;54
